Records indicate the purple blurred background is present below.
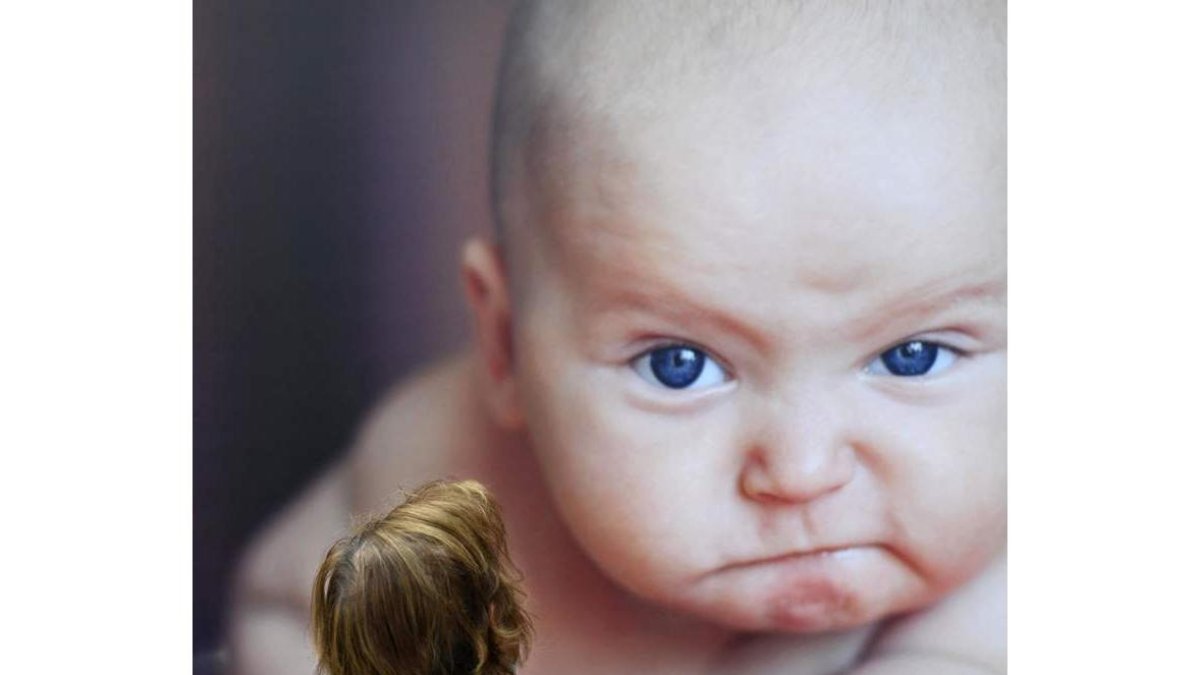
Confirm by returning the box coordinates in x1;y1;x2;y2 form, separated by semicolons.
194;0;513;657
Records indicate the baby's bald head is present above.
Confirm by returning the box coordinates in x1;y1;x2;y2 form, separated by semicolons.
468;3;1008;631
489;0;1005;292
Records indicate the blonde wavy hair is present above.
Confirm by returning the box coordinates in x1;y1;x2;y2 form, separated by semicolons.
311;479;533;675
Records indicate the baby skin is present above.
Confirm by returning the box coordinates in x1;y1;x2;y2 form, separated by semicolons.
229;1;1006;673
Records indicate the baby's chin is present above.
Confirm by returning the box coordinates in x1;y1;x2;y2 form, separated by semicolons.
661;545;933;633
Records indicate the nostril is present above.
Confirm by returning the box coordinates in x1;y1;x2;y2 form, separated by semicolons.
738;451;774;502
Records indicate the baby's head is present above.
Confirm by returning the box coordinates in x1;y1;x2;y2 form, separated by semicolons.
311;480;532;675
464;0;1005;632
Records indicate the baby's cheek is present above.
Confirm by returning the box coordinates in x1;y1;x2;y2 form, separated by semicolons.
875;412;1005;584
567;418;726;566
536;395;673;514
909;487;1005;593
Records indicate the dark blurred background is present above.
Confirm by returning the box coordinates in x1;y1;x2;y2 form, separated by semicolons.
194;0;513;660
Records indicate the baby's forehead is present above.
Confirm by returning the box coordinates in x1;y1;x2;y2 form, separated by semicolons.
530;99;1002;287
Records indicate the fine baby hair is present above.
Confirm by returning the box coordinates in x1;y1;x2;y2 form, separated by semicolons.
311;479;533;675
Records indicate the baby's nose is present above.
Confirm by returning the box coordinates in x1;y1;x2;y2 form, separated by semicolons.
738;405;857;505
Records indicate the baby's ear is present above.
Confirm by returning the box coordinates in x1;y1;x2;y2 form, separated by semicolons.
461;237;524;430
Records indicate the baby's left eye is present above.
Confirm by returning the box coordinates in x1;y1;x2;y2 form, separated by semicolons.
632;344;731;390
866;340;958;377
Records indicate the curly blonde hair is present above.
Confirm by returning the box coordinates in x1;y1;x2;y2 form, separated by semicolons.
311;479;533;675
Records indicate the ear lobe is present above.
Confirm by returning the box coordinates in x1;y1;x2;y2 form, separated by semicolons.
461;237;525;430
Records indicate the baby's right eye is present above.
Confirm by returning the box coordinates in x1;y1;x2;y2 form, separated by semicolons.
631;344;730;390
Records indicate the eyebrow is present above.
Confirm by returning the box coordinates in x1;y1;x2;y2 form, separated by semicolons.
596;285;775;352
845;278;1007;341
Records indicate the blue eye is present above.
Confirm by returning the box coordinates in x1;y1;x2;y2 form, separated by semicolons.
632;344;730;390
867;340;957;377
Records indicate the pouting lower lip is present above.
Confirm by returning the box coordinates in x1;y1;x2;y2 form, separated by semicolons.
720;545;864;573
691;546;872;584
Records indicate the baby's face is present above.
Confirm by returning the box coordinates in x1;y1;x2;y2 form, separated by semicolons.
506;71;1005;632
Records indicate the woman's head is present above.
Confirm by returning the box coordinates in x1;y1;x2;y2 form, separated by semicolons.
311;480;533;675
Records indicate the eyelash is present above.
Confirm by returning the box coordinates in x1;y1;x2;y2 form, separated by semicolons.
864;339;963;378
630;342;732;391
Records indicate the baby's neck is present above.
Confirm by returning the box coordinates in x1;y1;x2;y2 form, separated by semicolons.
462;404;875;674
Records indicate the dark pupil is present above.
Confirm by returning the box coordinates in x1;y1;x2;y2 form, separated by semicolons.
881;340;938;376
650;346;706;388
